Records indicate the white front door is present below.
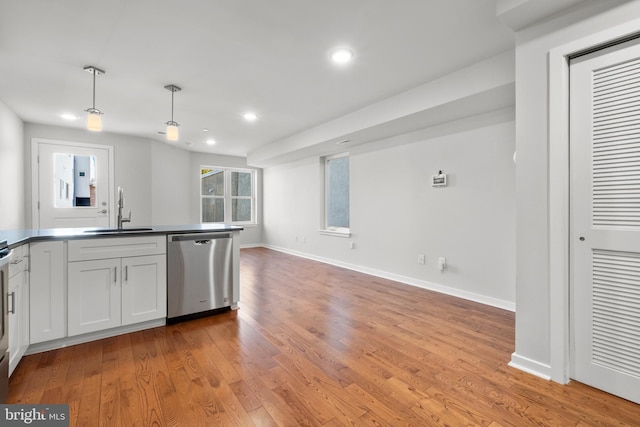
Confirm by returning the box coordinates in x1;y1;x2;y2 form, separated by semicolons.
33;139;114;228
570;38;640;404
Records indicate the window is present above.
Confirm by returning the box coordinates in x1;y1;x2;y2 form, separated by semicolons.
322;153;350;235
201;167;257;225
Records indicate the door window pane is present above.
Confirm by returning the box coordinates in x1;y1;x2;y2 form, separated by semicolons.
54;153;97;207
201;168;225;196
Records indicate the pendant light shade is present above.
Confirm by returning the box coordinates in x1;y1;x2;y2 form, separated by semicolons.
164;84;181;141
87;111;102;131
84;66;105;132
166;123;179;141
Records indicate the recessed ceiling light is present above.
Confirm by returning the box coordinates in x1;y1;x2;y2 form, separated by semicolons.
206;138;216;145
330;47;354;64
60;113;78;121
202;128;209;132
243;112;258;122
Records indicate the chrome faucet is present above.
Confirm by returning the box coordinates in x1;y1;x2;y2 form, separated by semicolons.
117;186;131;229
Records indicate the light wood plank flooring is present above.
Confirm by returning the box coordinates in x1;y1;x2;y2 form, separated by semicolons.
9;247;640;426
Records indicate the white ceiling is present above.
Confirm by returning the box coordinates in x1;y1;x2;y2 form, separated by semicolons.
0;0;516;158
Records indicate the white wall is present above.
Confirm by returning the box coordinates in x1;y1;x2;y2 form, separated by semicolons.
151;142;190;225
263;110;516;308
512;0;639;381
0;99;25;229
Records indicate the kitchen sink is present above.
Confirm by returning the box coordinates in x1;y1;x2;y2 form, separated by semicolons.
83;227;154;233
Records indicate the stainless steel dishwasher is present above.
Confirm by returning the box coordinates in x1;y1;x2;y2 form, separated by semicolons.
167;233;233;323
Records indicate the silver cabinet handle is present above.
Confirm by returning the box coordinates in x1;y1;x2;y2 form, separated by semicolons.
10;258;23;265
99;209;107;214
8;291;15;314
124;265;128;282
114;266;117;283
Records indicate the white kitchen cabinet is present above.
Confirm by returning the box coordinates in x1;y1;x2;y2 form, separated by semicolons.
67;237;166;337
68;258;120;335
121;255;166;325
29;241;65;344
8;244;29;376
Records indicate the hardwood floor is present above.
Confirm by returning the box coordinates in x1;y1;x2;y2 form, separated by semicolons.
9;247;640;426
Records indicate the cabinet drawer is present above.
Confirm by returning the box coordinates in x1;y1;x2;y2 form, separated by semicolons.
9;244;27;278
68;236;166;261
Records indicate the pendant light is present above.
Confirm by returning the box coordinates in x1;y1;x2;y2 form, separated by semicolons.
83;66;105;132
164;84;181;141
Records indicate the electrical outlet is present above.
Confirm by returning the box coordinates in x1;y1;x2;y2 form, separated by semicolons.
418;254;425;264
349;241;355;249
438;257;446;271
301;236;306;243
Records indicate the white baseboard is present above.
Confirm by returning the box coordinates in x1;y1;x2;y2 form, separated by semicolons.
240;243;263;249
259;244;515;312
509;352;552;380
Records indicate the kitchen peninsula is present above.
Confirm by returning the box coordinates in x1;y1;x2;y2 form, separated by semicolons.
0;224;242;376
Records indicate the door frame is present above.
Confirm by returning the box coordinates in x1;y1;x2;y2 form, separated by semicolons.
548;20;640;384
31;138;115;229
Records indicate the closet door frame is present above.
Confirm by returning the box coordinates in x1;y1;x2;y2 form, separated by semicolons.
547;19;640;384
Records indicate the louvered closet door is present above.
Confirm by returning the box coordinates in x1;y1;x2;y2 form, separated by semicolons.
571;38;640;404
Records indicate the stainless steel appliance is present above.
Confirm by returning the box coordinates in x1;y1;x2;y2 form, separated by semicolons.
0;240;11;403
167;233;233;323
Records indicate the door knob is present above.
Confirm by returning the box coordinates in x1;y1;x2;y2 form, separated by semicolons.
579;236;585;241
99;209;107;214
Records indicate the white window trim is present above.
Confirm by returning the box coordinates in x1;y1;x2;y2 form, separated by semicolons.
320;152;350;237
200;166;258;225
319;228;351;238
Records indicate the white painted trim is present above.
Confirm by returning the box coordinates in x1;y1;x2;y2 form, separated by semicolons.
509;352;552;381
548;47;572;385
31;138;115;229
262;244;515;312
547;16;640;385
318;229;351;238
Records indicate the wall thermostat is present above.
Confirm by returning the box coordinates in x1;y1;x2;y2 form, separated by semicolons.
432;170;447;187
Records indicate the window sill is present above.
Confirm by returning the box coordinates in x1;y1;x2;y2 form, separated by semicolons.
318;229;351;238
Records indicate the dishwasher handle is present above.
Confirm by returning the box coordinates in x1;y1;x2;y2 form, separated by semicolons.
168;233;231;243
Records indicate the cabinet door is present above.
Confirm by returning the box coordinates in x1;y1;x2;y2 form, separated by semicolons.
121;255;166;325
30;241;65;343
68;258;121;336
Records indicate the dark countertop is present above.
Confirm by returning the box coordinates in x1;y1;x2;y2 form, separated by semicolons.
1;224;243;248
